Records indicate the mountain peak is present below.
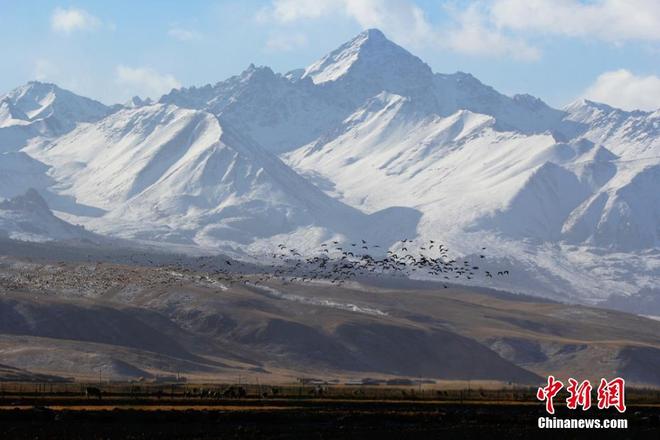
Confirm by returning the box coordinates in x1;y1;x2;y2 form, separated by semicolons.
4;81;57;106
0;188;97;242
1;81;109;124
124;95;153;108
358;28;386;42
9;81;66;104
302;28;431;86
25;80;57;89
242;63;274;76
347;28;391;50
1;188;49;212
13;81;56;94
564;98;622;114
237;64;277;85
513;93;556;112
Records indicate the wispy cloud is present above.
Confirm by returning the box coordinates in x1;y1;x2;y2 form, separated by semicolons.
51;7;101;34
256;0;336;23
168;26;202;42
582;69;660;111
258;0;660;61
443;4;540;61
491;0;660;43
258;0;434;47
115;66;181;100
340;0;433;47
33;59;59;81
265;33;308;52
257;0;538;60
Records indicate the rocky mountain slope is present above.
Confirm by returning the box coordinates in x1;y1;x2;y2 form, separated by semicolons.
1;257;659;385
0;29;657;306
0;189;97;242
0;81;110;152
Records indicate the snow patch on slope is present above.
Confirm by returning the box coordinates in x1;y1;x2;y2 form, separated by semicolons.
0;189;96;242
25;103;420;249
0;82;110;152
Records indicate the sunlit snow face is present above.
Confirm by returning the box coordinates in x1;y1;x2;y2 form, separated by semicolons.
0;28;658;305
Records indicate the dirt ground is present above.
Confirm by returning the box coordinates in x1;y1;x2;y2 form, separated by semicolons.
1;400;657;439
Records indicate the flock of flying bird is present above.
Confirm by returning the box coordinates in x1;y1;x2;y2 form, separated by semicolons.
258;238;511;288
113;238;510;289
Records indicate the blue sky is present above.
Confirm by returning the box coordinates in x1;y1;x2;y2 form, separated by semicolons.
1;0;659;111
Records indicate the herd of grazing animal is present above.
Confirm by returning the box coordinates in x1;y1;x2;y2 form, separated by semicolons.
85;386;252;400
184;386;248;399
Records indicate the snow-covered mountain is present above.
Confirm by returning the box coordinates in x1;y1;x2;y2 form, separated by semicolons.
124;96;154;108
0;189;97;242
302;29;437;107
562;99;660;159
0;152;53;199
0;29;657;306
1;81;109;125
23;103;417;248
159;29;566;152
0;81;110;152
161;64;346;154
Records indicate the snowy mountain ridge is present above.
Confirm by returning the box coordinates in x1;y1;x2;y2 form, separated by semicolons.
0;189;98;242
0;29;658;306
0;81;110;152
22;103;418;250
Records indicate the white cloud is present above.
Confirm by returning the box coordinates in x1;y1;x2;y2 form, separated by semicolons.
33;59;59;81
342;0;434;47
265;33;308;52
258;0;434;47
258;0;660;60
443;4;540;61
115;66;181;100
258;0;336;22
491;0;660;43
168;27;202;42
51;7;101;34
258;0;538;59
582;69;660;111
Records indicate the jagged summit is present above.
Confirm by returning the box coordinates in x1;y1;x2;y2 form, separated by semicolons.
159;64;285;112
360;28;387;40
564;98;619;114
22;103;416;247
513;93;550;108
302;29;377;83
241;63;275;78
563;97;660;159
2;81;108;122
302;29;411;83
0;28;658;303
564;98;657;118
0;81;111;151
0;188;97;242
301;28;434;101
3;188;48;210
2;81;62;120
124;96;154;108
